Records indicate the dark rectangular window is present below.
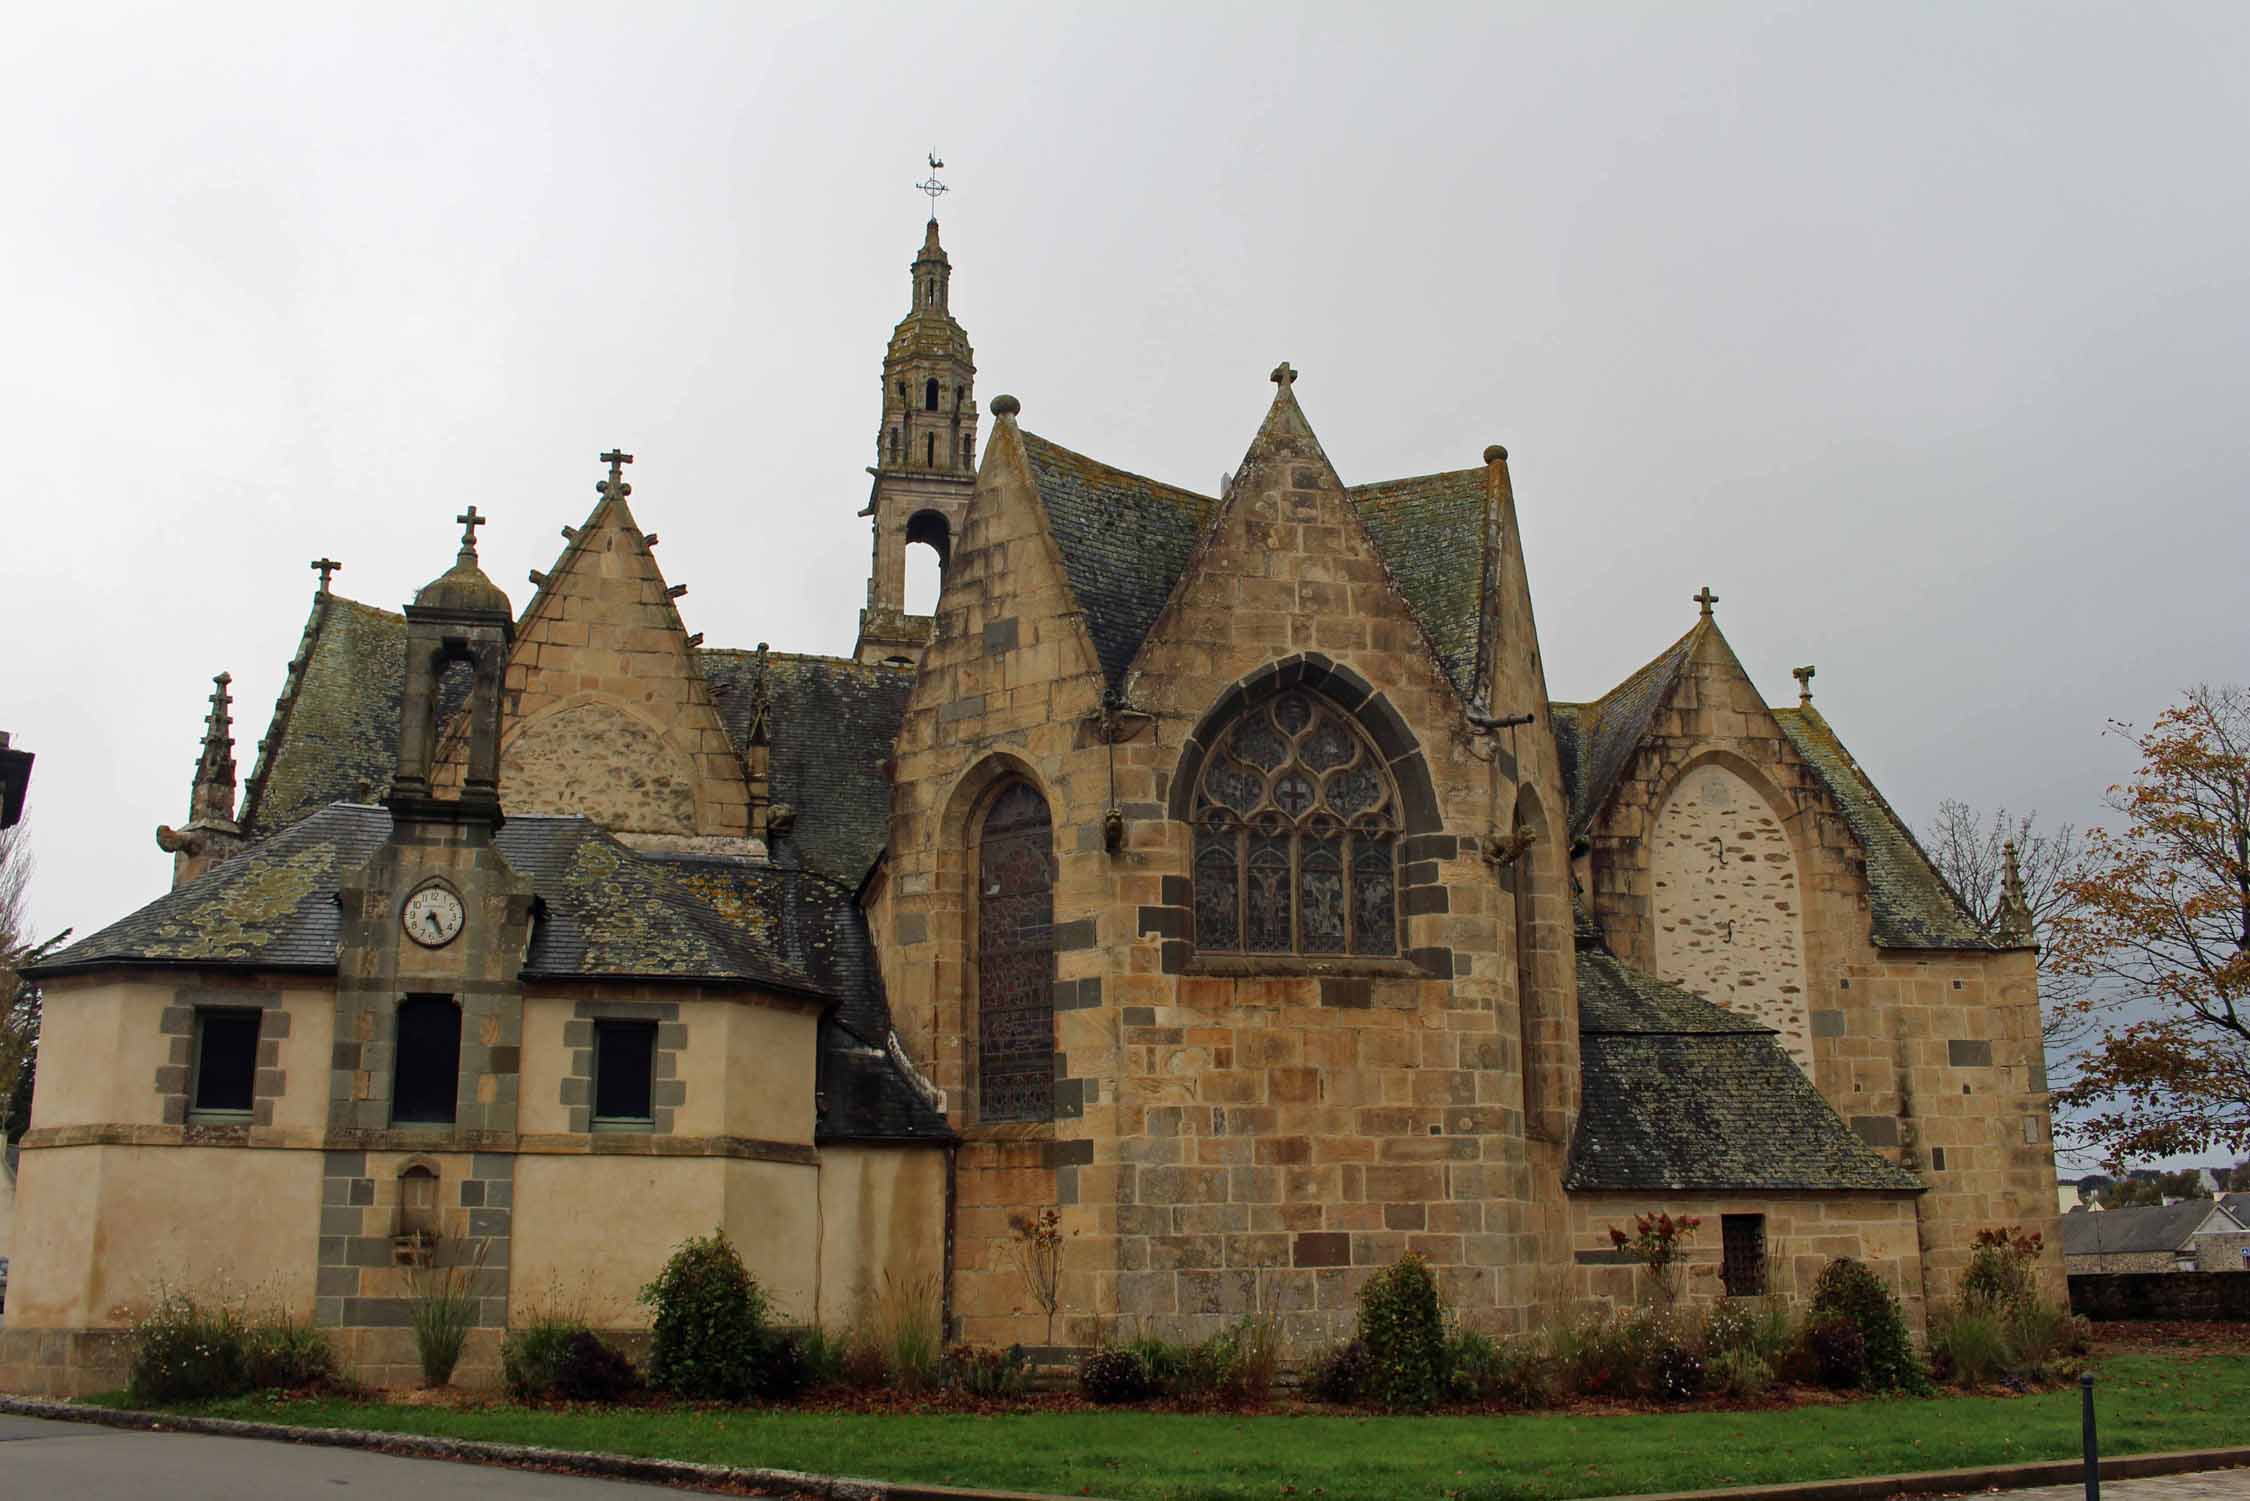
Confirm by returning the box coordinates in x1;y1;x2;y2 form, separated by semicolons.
1721;1213;1768;1297
392;996;461;1125
192;1009;260;1115
593;1021;656;1124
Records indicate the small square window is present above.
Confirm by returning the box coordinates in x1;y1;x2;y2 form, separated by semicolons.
593;1021;657;1126
1720;1214;1768;1298
192;1009;261;1116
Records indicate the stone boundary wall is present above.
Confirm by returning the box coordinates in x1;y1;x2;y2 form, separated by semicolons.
2070;1270;2250;1321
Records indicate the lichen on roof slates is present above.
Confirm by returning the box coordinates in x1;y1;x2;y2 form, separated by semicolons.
1019;431;1217;691
698;648;911;885
1774;706;2000;951
1549;626;1697;838
1566;947;1923;1195
1347;469;1486;703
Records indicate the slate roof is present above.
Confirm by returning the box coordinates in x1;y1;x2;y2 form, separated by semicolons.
649;855;952;1143
698;649;912;886
1019;432;1216;690
35;804;835;995
1565;944;1923;1194
1549;626;1697;840
239;596;415;839
2059;1200;2246;1257
1773;706;2005;951
1348;469;1486;703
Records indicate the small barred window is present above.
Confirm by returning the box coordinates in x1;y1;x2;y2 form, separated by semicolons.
1191;691;1399;956
1721;1214;1768;1297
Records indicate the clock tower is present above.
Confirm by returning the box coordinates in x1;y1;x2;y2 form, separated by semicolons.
334;506;536;1145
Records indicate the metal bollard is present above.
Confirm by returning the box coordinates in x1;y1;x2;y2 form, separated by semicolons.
2081;1371;2099;1501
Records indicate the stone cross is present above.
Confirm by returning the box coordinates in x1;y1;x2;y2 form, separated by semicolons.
1270;361;1297;386
1793;664;1816;703
310;557;342;592
1693;585;1720;618
600;448;634;500
455;505;487;556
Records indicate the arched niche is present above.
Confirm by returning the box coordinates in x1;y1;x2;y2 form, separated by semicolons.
500;698;702;834
1649;756;1813;1072
974;778;1056;1123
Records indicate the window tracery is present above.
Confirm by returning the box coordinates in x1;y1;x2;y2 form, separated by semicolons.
977;781;1056;1122
1191;691;1399;956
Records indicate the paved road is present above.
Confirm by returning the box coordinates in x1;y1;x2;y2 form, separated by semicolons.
0;1414;700;1499
1964;1471;2250;1501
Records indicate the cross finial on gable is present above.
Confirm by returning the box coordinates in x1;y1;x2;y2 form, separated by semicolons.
1793;664;1816;703
310;557;342;593
1693;585;1720;619
455;505;488;560
599;449;634;500
1270;361;1297;387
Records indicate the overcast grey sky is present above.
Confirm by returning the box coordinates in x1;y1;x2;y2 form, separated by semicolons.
7;3;2246;999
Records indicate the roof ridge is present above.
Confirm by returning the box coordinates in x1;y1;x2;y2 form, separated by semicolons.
237;589;344;832
1019;428;1215;508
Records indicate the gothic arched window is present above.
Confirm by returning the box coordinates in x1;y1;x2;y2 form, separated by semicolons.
1192;691;1399;955
978;782;1056;1122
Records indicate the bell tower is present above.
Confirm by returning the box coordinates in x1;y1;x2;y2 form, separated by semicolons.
855;187;979;666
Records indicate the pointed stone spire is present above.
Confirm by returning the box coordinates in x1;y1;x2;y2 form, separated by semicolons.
156;671;245;885
1995;839;2036;944
191;672;238;825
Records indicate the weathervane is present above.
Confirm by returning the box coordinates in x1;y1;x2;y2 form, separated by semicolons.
915;150;948;215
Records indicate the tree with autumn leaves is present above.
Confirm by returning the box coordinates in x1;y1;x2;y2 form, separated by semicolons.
2049;685;2250;1164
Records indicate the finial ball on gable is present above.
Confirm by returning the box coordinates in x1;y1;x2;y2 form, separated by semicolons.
1484;444;1508;465
992;393;1021;417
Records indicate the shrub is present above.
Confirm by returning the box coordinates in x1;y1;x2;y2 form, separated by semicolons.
640;1230;770;1401
502;1316;585;1401
1607;1211;1703;1307
1928;1303;2011;1387
1553;1306;1669;1398
1963;1227;2043;1310
798;1326;850;1390
555;1330;642;1403
242;1313;339;1392
1446;1329;1557;1409
756;1330;814;1402
1079;1345;1154;1404
1708;1346;1774;1400
946;1343;1031;1399
1309;1338;1374;1405
128;1290;251;1405
1810;1258;1928;1394
1357;1254;1448;1411
1650;1336;1706;1402
1157;1316;1282;1408
1807;1313;1867;1389
2007;1299;2090;1370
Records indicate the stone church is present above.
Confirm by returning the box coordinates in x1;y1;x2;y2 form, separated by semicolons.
3;211;2063;1393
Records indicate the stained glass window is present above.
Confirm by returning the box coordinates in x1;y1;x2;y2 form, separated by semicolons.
1191;691;1400;956
978;782;1056;1123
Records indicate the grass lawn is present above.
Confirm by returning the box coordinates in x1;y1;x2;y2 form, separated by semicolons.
90;1353;2248;1501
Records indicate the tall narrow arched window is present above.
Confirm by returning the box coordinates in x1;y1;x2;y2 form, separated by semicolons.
960;433;973;468
925;378;940;411
978;782;1056;1122
1192;690;1399;955
925;432;936;466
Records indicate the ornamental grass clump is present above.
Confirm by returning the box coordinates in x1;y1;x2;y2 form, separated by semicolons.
404;1238;490;1388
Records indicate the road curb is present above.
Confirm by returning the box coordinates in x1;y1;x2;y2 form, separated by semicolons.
5;1395;2248;1501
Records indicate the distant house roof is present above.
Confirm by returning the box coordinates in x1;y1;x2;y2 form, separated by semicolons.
2059;1199;2247;1257
1565;945;1923;1195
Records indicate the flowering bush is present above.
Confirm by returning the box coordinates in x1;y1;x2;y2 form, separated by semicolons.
1609;1212;1702;1305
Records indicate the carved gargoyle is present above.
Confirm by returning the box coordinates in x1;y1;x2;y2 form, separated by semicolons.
1482;827;1537;868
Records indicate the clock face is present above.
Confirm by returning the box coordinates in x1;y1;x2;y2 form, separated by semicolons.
402;884;466;948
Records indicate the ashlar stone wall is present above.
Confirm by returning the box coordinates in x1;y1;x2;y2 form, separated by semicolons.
877;394;1580;1349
